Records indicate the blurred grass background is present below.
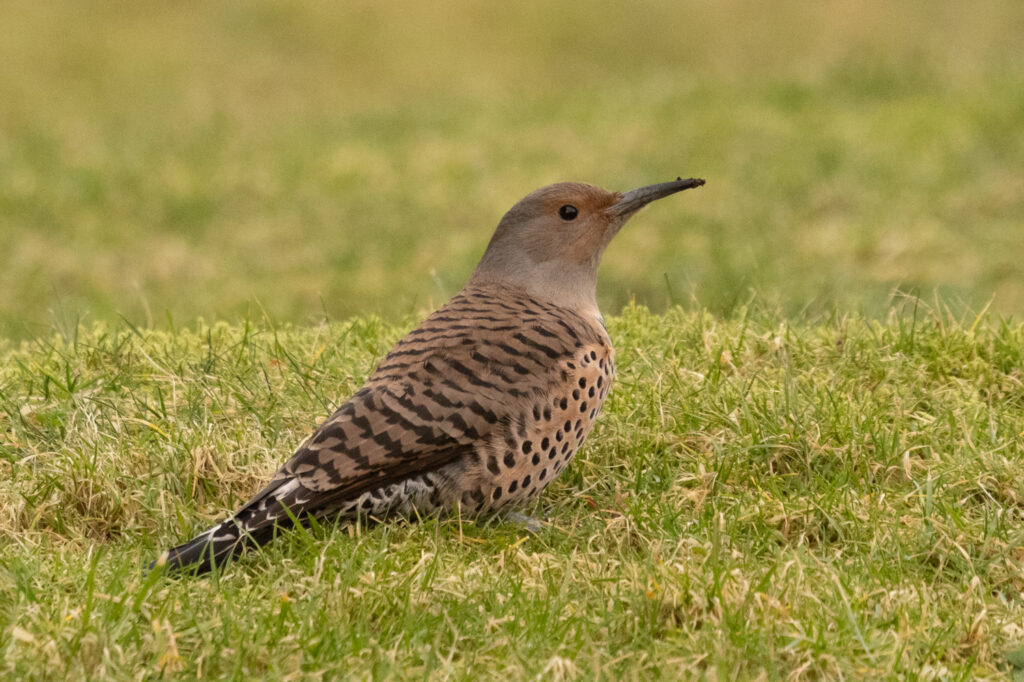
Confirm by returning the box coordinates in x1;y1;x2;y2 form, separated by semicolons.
1;0;1022;339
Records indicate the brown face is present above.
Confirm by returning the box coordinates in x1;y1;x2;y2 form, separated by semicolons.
507;183;625;266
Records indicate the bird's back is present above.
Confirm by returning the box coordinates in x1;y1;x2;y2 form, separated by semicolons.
275;283;615;518
156;284;613;571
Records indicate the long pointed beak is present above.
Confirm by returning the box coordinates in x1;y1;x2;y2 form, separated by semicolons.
613;176;705;216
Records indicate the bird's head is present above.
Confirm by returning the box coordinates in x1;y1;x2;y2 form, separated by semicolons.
469;178;704;313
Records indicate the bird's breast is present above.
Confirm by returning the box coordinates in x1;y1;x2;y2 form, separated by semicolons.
459;333;615;512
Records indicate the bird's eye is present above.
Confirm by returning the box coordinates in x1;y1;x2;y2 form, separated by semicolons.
558;204;579;221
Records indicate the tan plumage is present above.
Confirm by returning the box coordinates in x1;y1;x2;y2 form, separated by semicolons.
155;177;704;572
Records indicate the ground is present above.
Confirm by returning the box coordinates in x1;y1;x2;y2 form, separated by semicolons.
2;306;1023;678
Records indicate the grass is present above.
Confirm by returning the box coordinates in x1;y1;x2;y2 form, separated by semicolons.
1;1;1023;339
2;302;1024;679
3;0;1024;678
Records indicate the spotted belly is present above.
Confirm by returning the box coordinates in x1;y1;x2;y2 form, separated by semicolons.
466;342;615;512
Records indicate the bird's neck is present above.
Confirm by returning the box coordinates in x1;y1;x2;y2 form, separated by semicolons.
467;262;601;320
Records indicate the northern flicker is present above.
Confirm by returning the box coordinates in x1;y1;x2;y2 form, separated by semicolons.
154;177;704;572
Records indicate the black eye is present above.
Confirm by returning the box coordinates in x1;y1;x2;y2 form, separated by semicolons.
558;204;579;221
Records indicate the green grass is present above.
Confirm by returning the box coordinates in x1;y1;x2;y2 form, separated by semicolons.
2;304;1023;679
1;0;1023;339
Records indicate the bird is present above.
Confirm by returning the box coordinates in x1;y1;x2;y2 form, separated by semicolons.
153;176;705;573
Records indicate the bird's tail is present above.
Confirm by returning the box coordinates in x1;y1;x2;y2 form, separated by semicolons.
151;478;302;574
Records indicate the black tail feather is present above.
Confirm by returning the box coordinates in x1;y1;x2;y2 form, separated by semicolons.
151;479;298;574
152;519;255;573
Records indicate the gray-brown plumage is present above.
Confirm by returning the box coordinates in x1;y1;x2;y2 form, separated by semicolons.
154;176;704;572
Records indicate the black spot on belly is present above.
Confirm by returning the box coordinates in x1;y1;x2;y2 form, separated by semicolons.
541;437;550;450
508;480;519;493
492;487;503;500
503;451;516;468
487;456;500;475
522;474;531;488
578;377;586;388
532;453;540;465
580;401;587;412
522;440;533;454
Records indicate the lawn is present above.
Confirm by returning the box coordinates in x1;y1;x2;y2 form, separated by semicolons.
2;306;1023;678
2;0;1024;679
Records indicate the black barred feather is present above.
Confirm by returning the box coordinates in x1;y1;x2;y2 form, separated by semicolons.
153;479;297;572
